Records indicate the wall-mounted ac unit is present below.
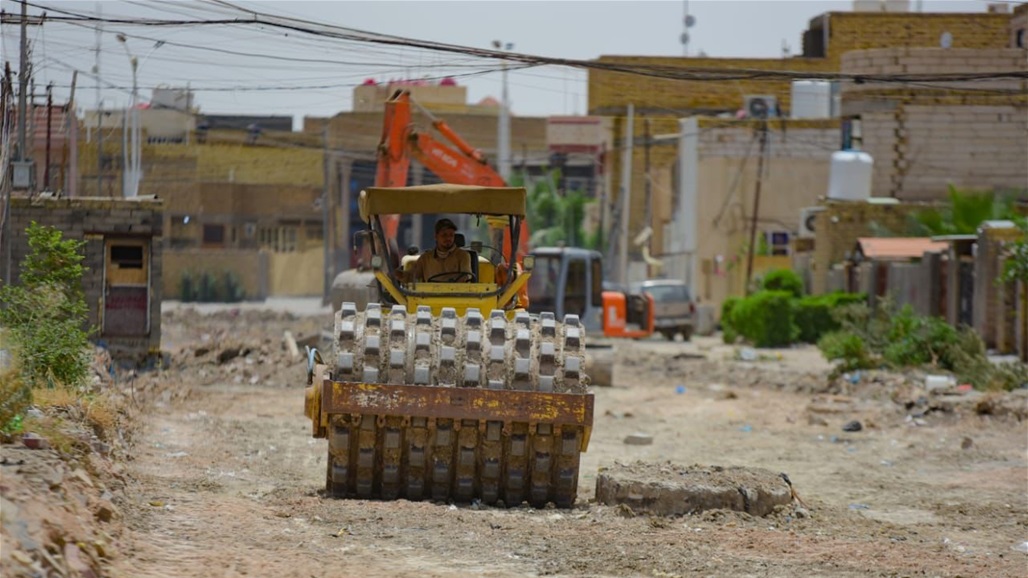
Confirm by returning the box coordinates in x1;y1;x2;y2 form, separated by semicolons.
799;206;826;238
743;95;779;119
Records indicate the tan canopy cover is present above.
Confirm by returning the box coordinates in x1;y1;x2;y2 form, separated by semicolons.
358;184;527;221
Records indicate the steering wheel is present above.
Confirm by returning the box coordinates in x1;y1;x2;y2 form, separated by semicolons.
427;271;476;283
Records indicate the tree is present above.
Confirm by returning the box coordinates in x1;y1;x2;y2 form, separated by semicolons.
509;168;597;249
0;222;93;388
909;186;1020;236
1001;217;1028;285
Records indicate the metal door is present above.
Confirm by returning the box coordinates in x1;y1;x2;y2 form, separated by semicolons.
103;238;150;336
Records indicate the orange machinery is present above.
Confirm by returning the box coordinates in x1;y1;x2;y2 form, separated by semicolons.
371;89;653;339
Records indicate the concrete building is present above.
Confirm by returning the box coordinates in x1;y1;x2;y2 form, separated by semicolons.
7;196;164;365
586;5;1026;312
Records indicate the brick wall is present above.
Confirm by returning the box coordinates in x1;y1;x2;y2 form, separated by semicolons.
588;56;833;117
839;48;1028;199
826;12;1011;61
857;105;1028;199
811;200;931;294
8;197;164;364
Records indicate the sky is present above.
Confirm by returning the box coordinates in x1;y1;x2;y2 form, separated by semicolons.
0;0;997;128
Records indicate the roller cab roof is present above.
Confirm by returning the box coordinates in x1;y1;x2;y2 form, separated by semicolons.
358;184;527;221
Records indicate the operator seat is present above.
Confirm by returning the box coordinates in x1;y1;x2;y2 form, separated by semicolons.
454;233;479;281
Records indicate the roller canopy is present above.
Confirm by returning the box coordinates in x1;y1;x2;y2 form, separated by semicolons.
358;184;527;221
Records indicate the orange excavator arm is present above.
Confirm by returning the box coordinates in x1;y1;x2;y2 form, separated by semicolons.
374;89;529;257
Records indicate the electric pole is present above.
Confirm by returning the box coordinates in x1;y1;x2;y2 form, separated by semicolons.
617;104;634;286
493;40;513;182
744;120;770;293
17;0;28;162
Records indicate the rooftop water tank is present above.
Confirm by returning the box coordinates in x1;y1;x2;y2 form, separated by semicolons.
790;80;833;119
827;150;874;201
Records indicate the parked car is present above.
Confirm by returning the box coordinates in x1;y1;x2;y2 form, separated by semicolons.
631;279;695;341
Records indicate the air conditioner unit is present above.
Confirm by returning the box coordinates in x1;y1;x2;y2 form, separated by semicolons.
743;95;779;119
798;206;826;238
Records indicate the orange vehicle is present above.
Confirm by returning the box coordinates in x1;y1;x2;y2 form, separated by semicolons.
373;89;654;339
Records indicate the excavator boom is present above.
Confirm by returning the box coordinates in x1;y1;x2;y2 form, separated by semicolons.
374;89;528;256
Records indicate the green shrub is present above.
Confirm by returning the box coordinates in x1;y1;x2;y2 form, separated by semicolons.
761;269;804;298
817;331;875;374
0;222;92;388
180;272;196;302
721;296;740;344
882;305;961;368
794;292;866;344
818;299;1028;390
197;271;219;302
223;272;245;303
729;290;797;347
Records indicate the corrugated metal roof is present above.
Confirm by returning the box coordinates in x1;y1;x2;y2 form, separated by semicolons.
856;237;948;260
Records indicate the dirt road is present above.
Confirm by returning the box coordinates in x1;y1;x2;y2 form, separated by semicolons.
100;304;1023;571
103;306;1027;578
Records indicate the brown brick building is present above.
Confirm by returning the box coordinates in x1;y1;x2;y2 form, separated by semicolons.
7;196;164;364
587;6;1026;309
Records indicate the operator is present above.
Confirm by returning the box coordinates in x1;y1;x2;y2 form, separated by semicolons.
397;218;473;283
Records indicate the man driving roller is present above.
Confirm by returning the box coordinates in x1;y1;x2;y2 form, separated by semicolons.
398;217;473;283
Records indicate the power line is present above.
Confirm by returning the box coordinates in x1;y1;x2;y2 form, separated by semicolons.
11;1;1028;86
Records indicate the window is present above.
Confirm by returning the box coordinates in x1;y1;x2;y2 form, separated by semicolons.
258;225;299;252
564;258;587;317
527;255;561;312
203;224;225;247
590;256;603;307
764;231;790;256
110;245;143;269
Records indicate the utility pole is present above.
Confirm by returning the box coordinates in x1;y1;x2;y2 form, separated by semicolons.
744;120;770;293
617;104;634;286
62;71;77;195
321;125;330;302
95;2;103;196
44;83;52;189
2;63;11;286
677;117;699;296
17;0;28;163
493;40;513;182
643;116;652;241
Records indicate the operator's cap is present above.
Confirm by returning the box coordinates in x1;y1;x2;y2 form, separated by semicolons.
435;218;458;234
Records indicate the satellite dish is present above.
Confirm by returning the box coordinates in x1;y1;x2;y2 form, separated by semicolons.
680;32;690;45
940;31;953;48
684;14;696;27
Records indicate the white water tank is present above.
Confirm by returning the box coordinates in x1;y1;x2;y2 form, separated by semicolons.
827;150;874;201
790;80;833;119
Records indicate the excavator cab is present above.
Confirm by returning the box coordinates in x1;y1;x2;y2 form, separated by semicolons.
305;183;594;508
